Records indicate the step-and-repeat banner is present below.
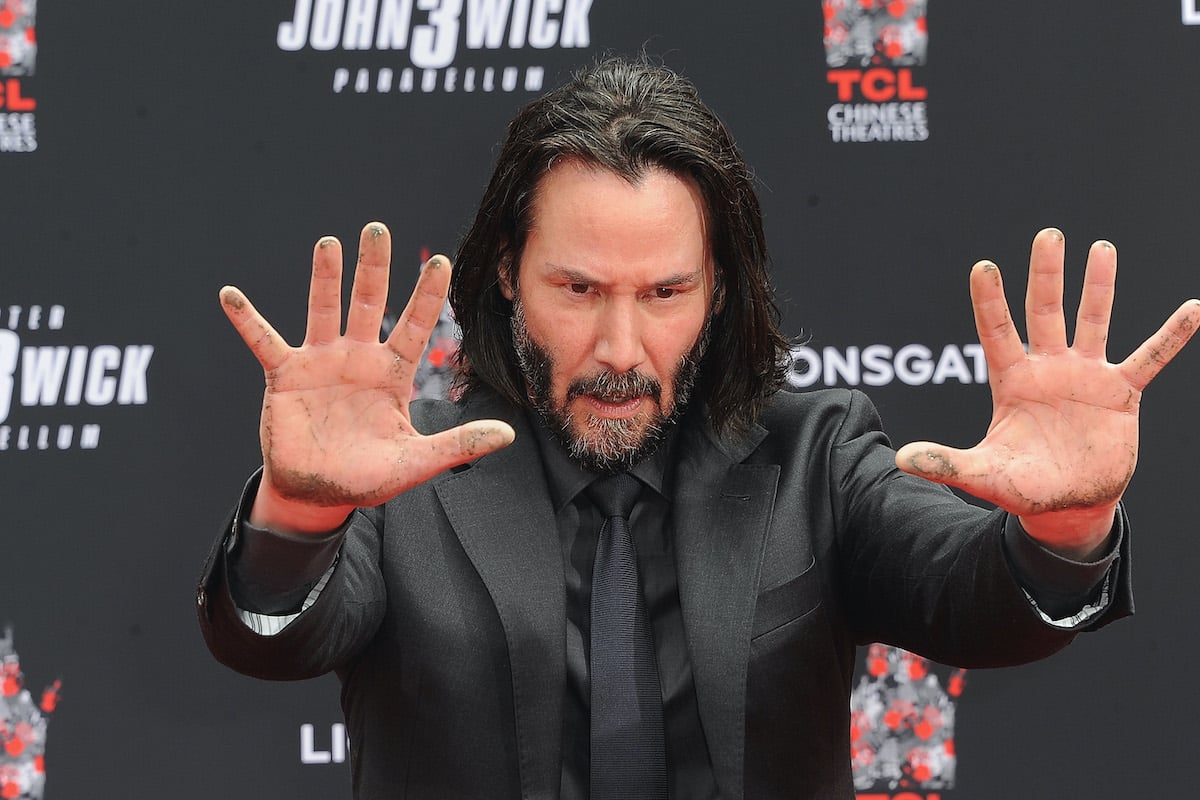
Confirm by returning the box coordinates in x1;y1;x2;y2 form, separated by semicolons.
3;2;1198;798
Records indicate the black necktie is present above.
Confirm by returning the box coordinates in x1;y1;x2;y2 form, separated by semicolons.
587;473;667;800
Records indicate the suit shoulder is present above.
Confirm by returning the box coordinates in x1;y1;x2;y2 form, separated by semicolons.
411;390;525;434
760;387;881;429
737;388;891;463
411;397;464;434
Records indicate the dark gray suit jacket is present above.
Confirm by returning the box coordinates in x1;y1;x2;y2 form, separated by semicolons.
197;387;1130;799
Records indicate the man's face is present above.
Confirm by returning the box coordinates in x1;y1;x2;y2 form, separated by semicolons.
501;160;716;473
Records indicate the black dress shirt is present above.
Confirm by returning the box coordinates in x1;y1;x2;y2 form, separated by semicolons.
528;414;720;800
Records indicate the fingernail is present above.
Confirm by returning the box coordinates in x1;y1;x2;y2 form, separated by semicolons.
220;287;245;310
1045;227;1064;242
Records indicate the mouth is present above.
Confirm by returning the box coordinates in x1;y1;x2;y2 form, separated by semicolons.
580;393;647;419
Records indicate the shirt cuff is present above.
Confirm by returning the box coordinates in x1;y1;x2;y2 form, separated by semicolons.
1003;508;1124;627
236;560;338;636
225;468;350;615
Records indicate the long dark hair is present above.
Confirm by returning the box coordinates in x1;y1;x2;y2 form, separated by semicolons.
450;56;790;435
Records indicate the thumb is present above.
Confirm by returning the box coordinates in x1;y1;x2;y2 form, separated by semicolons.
895;441;979;490
419;420;517;471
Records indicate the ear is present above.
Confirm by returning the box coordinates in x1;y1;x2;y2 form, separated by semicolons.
498;252;515;301
711;267;726;314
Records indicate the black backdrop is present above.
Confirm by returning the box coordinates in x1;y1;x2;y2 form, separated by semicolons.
2;2;1198;797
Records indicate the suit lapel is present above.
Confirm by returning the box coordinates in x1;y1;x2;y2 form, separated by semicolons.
672;420;777;800
426;394;778;799
433;399;564;800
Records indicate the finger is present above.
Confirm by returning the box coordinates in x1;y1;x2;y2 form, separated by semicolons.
1119;298;1200;391
1025;227;1068;355
345;222;393;343
1072;240;1117;358
219;286;292;372
969;260;1027;376
384;254;453;384
305;236;344;345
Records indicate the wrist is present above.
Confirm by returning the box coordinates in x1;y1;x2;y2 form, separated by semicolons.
1017;503;1118;561
249;477;356;534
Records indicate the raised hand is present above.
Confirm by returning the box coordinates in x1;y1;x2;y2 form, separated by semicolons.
220;222;515;533
896;228;1200;558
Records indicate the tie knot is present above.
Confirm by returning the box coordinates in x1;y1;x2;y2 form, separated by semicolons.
586;473;643;519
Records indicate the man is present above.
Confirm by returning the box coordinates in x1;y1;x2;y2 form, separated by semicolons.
197;58;1199;799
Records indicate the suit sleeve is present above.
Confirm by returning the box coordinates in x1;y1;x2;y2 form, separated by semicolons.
195;471;388;681
829;389;1132;667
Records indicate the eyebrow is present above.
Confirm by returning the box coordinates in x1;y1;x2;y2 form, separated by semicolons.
546;265;704;287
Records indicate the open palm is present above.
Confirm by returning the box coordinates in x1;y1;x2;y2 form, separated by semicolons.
220;222;514;532
896;229;1199;556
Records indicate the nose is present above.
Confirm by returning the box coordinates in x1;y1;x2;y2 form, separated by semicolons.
593;299;646;374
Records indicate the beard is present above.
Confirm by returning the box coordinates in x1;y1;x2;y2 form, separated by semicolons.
510;296;710;474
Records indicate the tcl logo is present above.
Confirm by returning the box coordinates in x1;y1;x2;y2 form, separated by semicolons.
0;78;35;110
827;68;926;102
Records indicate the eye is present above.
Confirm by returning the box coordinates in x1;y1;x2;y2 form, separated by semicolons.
654;287;677;299
568;283;590;295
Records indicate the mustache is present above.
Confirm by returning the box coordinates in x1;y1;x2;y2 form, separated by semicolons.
565;370;662;405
